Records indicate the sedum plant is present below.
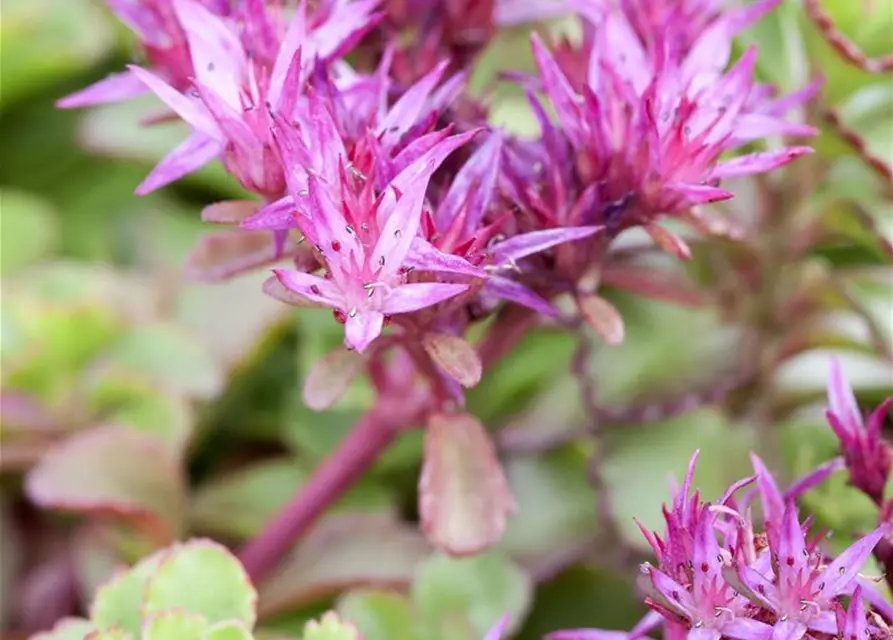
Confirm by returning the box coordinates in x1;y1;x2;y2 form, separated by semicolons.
0;0;889;638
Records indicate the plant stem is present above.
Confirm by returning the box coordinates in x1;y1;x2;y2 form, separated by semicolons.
238;410;400;582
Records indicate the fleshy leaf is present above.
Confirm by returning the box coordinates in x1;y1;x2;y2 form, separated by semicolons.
412;552;533;638
257;513;429;618
578;294;625;346
184;229;285;282
303;347;368;411
142;539;257;628
202;620;254;640
422;333;483;388
141;610;208;640
103;322;222;399
420;413;516;557
336;590;422;640
91;547;172;636
30;617;96;640
302;612;362;640
25;426;186;543
498;448;597;570
202;201;260;225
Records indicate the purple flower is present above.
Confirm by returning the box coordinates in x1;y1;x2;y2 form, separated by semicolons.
826;356;893;505
57;0;231;109
124;0;381;196
482;614;510;640
272;129;485;353
728;501;888;640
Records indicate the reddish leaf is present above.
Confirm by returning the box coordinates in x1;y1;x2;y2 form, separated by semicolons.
184;229;283;282
422;333;483;388
257;513;429;617
419;413;516;557
201;200;260;225
577;294;625;346
645;224;692;261
303;347;368;411
25;426;187;543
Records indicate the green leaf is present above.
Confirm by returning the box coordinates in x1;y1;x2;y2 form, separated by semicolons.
412;552;533;639
85;629;134;640
189;459;394;541
85;368;194;453
91;547;171;636
258;513;429;618
143;539;257;628
336;590;422;640
603;408;755;547
0;189;57;274
30;617;96;640
142;611;209;640
25;426;187;542
202;620;255;640
498;447;597;570
104;323;223;399
0;0;115;106
302;612;362;640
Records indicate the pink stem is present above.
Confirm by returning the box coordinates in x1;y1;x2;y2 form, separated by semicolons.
238;410;400;582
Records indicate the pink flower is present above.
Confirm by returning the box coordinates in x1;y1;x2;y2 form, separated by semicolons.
125;0;382;196
728;502;888;640
57;0;230;109
272;129;485;353
826;356;893;505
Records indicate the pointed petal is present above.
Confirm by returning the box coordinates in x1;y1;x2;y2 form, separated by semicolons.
405;238;487;278
642;567;696;618
668;183;735;206
827;356;863;433
750;453;785;526
381;283;468;314
774;502;809;586
172;0;245;107
491;226;602;264
768;620;806;640
435;132;503;233
57;71;148;108
269;1;307;107
530;34;584;144
127;66;218;136
372;178;428;278
272;269;341;307
483;277;558;316
390;130;479;195
380;60;448;144
135;133;221;195
721;618;773;640
711;148;813;180
193;80;258;150
344;310;384;353
241;197;297;230
783;457;845;502
817;524;889;599
482;614;510;640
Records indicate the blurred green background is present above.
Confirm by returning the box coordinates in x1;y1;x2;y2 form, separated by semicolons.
1;0;891;638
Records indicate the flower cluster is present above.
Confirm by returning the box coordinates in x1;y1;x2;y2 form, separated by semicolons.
58;0;817;360
549;361;893;640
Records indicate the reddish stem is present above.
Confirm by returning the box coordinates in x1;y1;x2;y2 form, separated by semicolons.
804;0;893;74
238;410;401;582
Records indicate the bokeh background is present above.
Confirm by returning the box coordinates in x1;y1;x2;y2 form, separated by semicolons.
1;0;892;638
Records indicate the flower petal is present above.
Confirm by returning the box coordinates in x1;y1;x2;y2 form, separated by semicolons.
241;197;297;230
710;148;813;180
57;71;148;108
344;310;384;354
381;283;468;314
483;277;558;316
827;356;863;434
127;66;218;136
491;226;602;264
136;133;222;195
272;269;341;307
817;524;889;599
405;238;487;278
